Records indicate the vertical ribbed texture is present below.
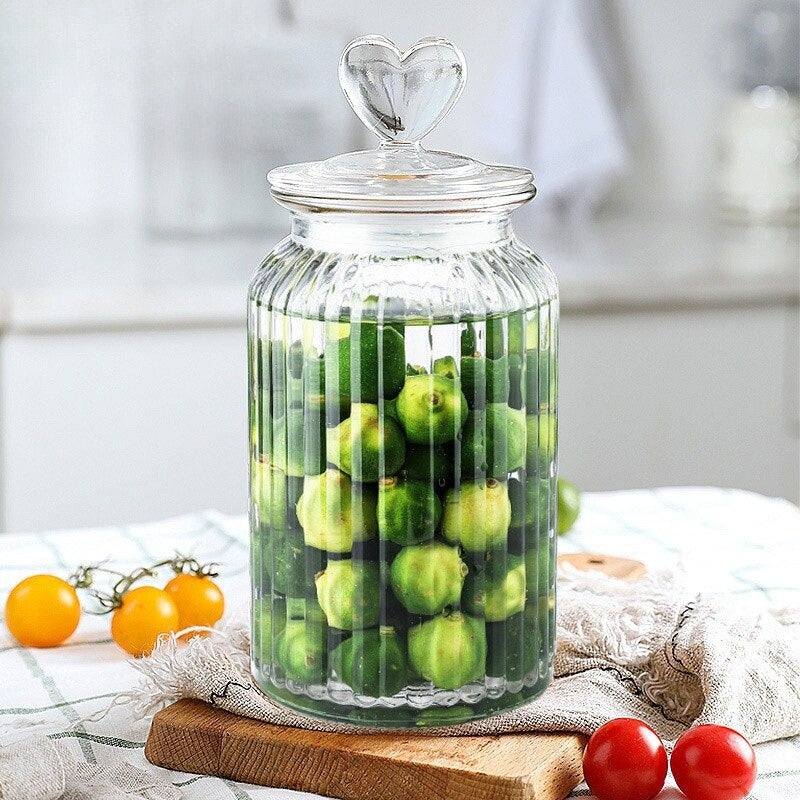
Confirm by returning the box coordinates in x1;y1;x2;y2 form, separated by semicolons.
247;224;559;726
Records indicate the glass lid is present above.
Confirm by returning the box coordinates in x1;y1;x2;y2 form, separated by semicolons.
268;35;536;213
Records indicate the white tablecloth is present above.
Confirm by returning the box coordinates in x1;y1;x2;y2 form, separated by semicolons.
1;487;799;799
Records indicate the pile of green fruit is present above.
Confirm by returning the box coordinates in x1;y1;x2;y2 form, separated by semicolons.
249;312;566;709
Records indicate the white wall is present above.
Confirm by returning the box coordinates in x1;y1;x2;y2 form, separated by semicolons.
0;0;754;228
608;0;756;212
559;304;800;502
0;2;141;226
1;328;248;531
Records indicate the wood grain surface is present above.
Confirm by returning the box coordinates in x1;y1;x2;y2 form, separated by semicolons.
558;551;647;580
147;699;587;800
145;552;646;800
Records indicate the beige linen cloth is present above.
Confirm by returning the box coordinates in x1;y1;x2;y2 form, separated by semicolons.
3;566;798;799
131;566;800;743
0;736;180;800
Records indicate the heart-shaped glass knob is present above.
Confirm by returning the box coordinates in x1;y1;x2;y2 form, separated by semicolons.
339;35;467;145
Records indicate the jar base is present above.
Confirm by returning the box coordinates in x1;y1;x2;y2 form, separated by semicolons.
253;666;554;729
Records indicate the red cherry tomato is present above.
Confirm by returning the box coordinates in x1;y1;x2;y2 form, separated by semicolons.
671;725;757;800
582;718;668;800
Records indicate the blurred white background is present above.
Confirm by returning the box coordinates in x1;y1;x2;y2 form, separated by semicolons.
0;0;797;530
2;0;796;223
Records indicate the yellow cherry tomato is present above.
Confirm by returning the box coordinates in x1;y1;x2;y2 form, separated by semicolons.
163;573;225;629
110;586;179;657
4;574;81;648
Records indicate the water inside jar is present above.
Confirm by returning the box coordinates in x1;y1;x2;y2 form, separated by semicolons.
249;308;557;727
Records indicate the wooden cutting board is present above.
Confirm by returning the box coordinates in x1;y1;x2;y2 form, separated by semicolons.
145;553;645;800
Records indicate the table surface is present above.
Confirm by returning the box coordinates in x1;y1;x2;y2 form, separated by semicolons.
1;487;799;799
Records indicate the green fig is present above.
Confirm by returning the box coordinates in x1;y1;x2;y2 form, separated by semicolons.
460;354;510;410
508;353;525;410
408;612;487;690
249;384;272;457
525;351;558;412
378;477;442;546
442;479;512;552
250;521;270;592
463;556;526;621
285;475;304;531
301;350;350;427
402;444;454;486
506;312;526;358
265;339;287;394
389;542;467;615
296;470;378;553
327;403;405;482
496;405;526;472
271;406;326;477
460;322;478;355
509;477;551;532
251;460;286;528
287;340;304;380
251;523;306;597
302;350;325;394
252;524;279;593
330;626;408;696
396;374;468;445
525;413;557;477
252;596;286;662
524;536;556;600
286;597;327;624
432;355;458;380
486;603;538;680
276;618;328;683
460;405;526;478
384;397;399;421
315;559;381;630
282;529;308;598
268;410;294;475
484;316;507;360
326;321;405;404
250;462;289;594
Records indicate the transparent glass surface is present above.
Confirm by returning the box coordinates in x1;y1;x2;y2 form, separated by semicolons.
248;212;558;728
268;35;535;213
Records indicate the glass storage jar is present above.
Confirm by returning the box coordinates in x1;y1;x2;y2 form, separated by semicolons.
249;35;558;728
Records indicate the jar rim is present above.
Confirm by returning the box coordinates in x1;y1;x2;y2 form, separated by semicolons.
268;147;536;214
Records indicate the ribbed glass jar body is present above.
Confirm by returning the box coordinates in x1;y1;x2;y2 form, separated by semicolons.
248;210;558;727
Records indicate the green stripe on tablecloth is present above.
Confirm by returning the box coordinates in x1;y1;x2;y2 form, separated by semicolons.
0;691;118;715
749;769;800;800
173;776;206;787
224;778;255;799
202;513;245;546
50;730;145;749
759;768;800;779
120;516;243;567
17;648;96;763
0;638;114;655
120;525;157;560
36;534;72;571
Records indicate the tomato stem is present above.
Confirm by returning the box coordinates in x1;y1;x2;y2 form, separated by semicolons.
71;551;221;614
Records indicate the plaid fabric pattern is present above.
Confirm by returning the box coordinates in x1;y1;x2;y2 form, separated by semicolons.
0;488;798;799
